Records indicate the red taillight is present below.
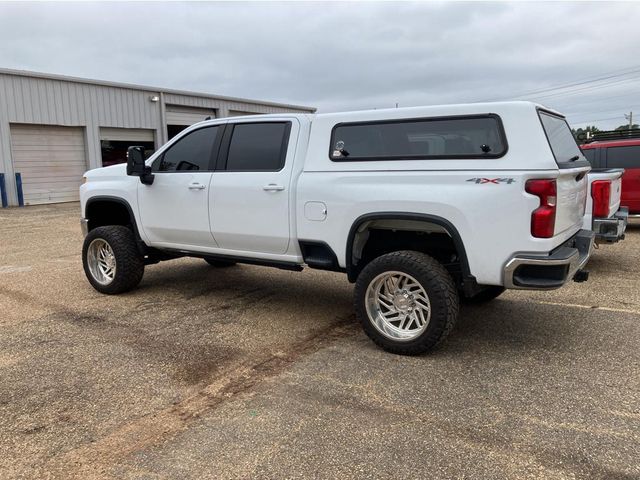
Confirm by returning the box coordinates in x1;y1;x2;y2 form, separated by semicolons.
591;180;611;218
526;179;557;238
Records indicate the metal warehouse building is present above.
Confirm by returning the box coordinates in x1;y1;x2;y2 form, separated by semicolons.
0;68;315;206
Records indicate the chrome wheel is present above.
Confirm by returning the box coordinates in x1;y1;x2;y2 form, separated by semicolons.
86;238;116;285
365;271;431;342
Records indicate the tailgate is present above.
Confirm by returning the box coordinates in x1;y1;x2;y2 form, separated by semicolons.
537;110;592;234
607;172;623;217
555;167;589;234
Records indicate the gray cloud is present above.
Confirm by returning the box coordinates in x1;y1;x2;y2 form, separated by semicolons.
0;1;639;129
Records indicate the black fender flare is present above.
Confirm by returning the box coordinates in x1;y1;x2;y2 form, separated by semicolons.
345;212;474;286
85;195;144;245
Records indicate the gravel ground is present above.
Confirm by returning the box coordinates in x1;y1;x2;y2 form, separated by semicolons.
0;203;638;479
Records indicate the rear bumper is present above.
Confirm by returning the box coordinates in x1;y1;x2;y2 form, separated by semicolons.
593;207;628;244
503;229;595;290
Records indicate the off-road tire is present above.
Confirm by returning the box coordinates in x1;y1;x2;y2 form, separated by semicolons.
204;258;237;268
461;286;505;305
354;250;459;355
82;226;144;294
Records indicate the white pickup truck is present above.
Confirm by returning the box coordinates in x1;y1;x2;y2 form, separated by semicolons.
80;101;595;355
583;169;628;243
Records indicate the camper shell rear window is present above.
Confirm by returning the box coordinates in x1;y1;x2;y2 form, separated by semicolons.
329;114;507;161
538;110;590;169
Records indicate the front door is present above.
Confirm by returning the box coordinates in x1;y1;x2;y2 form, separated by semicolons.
210;120;298;254
138;124;224;248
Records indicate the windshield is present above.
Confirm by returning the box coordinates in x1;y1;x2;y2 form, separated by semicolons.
539;111;584;166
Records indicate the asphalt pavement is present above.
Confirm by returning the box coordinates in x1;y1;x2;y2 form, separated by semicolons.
0;203;638;479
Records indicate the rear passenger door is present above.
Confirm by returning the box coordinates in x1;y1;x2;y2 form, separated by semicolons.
209;120;298;254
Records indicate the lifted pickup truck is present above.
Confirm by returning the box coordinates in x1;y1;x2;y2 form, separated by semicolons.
80;101;594;355
583;169;628;243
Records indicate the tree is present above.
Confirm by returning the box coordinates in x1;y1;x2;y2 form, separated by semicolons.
572;125;601;143
615;124;640;131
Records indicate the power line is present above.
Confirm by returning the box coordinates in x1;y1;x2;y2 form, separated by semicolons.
511;67;640;98
527;76;640;101
551;91;639;109
570;115;625;124
565;106;639;122
482;64;640;102
567;106;638;119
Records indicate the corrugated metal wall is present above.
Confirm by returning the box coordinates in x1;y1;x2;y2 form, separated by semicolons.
0;70;313;206
0;74;160;128
163;92;307;116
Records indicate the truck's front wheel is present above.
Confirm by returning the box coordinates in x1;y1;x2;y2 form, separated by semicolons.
82;226;144;294
354;250;459;355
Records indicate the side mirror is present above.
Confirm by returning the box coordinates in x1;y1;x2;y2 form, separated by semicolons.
126;146;154;185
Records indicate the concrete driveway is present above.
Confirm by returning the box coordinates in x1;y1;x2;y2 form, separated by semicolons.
1;203;638;479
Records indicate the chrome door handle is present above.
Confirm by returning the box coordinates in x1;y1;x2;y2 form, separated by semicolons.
263;184;285;191
188;182;206;190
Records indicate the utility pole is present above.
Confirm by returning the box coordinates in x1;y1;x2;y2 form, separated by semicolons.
625;111;633;129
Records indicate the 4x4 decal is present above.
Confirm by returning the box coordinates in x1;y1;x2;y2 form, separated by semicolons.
466;178;516;184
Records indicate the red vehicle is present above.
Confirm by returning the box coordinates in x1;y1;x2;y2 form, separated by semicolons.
581;136;640;216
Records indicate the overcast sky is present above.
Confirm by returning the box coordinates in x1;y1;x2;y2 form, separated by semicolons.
0;1;639;130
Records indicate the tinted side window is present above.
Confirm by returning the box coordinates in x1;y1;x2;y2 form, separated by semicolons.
156;126;219;172
581;148;597;166
606;145;640;168
226;122;291;171
330;115;506;160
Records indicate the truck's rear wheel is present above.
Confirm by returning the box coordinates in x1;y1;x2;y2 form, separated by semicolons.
354;250;459;355
82;226;144;294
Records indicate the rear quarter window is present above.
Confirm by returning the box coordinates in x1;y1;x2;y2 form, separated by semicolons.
329;115;507;161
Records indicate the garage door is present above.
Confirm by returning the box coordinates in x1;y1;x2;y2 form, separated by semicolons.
10;124;87;205
165;106;216;126
99;127;156;168
228;110;260;117
99;127;155;142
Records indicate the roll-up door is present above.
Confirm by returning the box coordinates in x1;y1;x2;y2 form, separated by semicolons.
100;127;156;167
228;110;260;117
99;127;155;142
165;106;216;126
10;124;87;205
